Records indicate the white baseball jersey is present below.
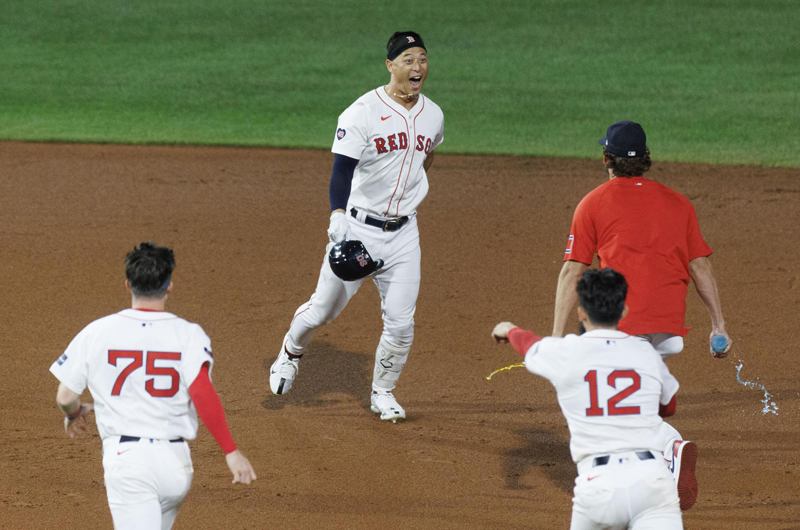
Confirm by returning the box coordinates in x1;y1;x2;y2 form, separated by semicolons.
49;309;214;441
332;87;444;218
524;329;679;463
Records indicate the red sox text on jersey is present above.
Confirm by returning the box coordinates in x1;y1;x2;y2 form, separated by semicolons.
332;88;444;219
374;132;434;154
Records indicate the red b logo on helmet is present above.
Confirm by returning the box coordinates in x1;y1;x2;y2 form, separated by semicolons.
406;36;415;44
356;254;368;267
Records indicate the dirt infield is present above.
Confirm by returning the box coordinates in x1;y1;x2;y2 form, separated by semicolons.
1;141;798;529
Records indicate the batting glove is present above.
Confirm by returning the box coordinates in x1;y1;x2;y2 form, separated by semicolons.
327;211;350;243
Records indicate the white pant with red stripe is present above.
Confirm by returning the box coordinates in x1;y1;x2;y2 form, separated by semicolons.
102;436;193;530
285;213;421;391
572;451;682;529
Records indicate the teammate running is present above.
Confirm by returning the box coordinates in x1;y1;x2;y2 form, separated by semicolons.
268;31;444;422
553;120;731;360
493;269;693;528
50;242;256;530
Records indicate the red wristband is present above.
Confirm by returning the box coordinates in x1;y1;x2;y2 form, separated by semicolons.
65;406;82;420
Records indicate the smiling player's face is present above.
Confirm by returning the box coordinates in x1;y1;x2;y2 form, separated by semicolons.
387;48;428;95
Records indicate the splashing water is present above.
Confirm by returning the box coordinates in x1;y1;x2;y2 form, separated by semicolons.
485;362;525;381
734;360;778;415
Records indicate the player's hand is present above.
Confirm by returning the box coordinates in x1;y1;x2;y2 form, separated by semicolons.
226;450;257;485
64;403;94;438
327;210;350;243
492;322;517;344
709;329;732;359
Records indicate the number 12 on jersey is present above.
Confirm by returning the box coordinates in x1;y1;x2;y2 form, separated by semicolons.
109;350;182;398
584;369;641;417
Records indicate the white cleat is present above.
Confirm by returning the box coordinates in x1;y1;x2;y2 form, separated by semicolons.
269;335;300;395
370;391;406;422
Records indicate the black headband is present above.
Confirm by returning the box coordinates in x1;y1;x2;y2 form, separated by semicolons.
387;32;426;61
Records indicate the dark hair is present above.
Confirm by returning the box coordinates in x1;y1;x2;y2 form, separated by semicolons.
604;148;652;178
576;268;628;326
125;242;175;298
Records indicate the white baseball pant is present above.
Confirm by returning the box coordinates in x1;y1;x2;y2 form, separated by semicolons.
285;214;421;390
572;451;682;529
635;333;684;360
102;437;193;530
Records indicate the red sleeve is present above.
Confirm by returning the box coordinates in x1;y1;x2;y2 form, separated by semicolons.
189;364;237;454
508;327;543;356
686;203;712;260
659;395;677;418
564;194;596;265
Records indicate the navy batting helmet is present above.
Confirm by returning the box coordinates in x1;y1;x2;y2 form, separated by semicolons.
328;240;384;281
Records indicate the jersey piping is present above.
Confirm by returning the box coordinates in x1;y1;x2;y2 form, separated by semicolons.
395;96;426;216
375;89;412;217
118;312;179;322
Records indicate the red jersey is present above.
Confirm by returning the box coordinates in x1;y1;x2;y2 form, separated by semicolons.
564;176;712;336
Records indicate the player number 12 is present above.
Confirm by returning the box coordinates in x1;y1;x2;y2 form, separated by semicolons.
584;369;641;416
109;350;182;398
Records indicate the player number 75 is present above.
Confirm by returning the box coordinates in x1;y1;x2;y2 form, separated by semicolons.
109;350;182;398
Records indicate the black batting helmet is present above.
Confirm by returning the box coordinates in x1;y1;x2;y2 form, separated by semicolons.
328;240;384;281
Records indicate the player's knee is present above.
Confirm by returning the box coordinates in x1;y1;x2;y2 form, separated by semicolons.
294;303;339;329
381;319;414;349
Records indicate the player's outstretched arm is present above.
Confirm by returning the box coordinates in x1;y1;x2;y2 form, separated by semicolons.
689;256;731;358
493;322;543;355
56;383;94;438
553;261;588;337
225;450;257;485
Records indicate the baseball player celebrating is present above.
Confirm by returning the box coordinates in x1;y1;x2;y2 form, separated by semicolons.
50;242;256;530
553;120;731;359
494;269;689;529
268;31;444;422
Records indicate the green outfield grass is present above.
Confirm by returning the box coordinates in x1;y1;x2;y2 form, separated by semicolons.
2;0;798;166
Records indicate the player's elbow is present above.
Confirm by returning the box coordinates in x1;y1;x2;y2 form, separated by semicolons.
689;256;712;281
560;261;587;283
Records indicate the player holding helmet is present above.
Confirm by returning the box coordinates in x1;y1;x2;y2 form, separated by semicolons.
268;31;444;422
